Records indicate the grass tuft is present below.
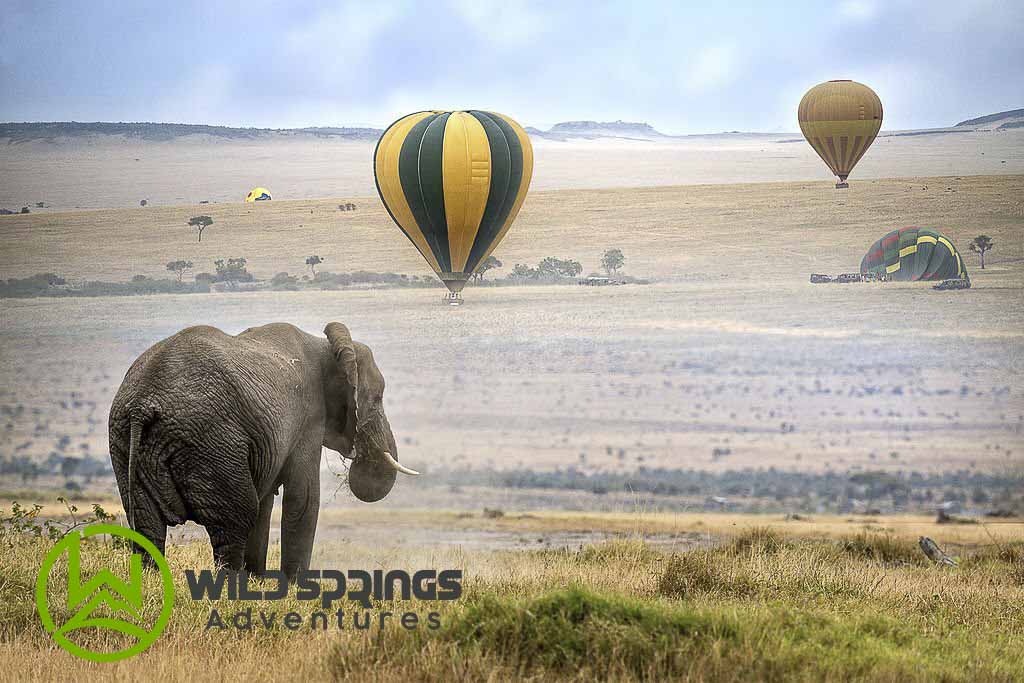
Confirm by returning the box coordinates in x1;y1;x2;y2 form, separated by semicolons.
838;532;924;565
727;526;789;555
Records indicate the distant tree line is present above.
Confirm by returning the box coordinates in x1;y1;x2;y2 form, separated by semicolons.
0;452;111;487
435;465;1022;515
0;248;641;299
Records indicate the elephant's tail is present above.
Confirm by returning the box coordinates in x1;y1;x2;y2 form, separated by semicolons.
127;405;154;530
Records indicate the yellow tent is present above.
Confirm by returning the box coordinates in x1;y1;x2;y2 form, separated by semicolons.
245;187;272;202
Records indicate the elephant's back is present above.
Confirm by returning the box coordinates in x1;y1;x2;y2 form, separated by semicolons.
111;326;244;422
111;323;313;429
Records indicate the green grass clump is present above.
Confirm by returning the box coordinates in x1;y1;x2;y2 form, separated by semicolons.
445;588;734;678
330;585;1023;682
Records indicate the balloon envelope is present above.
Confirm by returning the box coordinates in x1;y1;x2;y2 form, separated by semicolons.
373;110;533;293
861;227;967;281
245;187;272;202
798;80;882;183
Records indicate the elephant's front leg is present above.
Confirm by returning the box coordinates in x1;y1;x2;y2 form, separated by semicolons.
280;457;320;580
244;491;276;577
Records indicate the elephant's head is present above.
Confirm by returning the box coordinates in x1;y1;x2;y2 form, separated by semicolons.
323;322;417;502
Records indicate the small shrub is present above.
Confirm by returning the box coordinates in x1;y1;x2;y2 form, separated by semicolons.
271;272;299;291
0;498;114;546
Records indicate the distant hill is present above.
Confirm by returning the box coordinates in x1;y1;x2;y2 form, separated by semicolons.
954;108;1024;130
531;120;667;141
0;118;674;144
0;121;383;143
5;109;1023;145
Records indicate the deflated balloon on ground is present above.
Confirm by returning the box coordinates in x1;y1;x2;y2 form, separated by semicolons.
860;227;968;281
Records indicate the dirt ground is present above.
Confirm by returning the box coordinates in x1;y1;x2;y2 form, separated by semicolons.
2;128;1022;211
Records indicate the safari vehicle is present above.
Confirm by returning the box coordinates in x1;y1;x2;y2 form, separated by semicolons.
579;276;624;286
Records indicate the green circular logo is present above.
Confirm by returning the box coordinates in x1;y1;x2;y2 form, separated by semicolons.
35;524;174;662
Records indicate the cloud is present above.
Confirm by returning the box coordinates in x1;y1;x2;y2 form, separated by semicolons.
152;64;235;124
0;1;1020;133
682;42;740;93
448;0;549;48
284;2;404;78
838;0;878;22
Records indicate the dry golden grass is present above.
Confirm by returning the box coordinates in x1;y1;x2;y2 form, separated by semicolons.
1;175;1022;283
1;522;1021;682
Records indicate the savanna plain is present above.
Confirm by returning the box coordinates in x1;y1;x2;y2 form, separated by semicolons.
1;131;1023;681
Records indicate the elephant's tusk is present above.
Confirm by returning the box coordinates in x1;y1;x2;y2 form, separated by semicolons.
382;451;419;476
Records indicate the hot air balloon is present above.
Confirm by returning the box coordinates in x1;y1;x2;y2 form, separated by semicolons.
798;80;882;188
373;110;533;303
245;187;272;202
861;227;968;281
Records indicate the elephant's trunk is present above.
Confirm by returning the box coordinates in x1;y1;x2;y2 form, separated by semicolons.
347;408;414;502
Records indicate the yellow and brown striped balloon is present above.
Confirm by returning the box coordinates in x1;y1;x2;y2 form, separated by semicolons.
798;80;882;185
373;110;533;293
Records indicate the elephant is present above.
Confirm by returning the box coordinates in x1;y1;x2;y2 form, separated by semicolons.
108;322;417;578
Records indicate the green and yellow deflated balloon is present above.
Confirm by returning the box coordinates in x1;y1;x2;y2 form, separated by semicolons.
860;227;968;281
373;110;533;293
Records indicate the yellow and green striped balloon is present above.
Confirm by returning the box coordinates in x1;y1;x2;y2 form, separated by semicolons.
373;110;533;293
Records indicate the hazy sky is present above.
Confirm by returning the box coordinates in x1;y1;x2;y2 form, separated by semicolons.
1;1;1021;133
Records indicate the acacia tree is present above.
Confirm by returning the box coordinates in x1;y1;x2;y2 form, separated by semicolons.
474;255;502;282
510;263;538;280
537;256;582;279
165;260;194;283
968;235;993;269
305;255;323;277
213;258;250;289
188;215;214;243
602;248;625;276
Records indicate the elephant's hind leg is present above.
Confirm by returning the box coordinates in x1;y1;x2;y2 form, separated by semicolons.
176;445;260;572
244;491;276;576
280;459;320;580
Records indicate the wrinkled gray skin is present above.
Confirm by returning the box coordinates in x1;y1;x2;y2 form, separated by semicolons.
108;322;401;579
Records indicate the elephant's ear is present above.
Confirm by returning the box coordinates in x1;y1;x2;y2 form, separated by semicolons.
324;322;359;424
